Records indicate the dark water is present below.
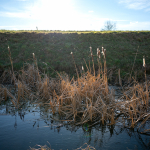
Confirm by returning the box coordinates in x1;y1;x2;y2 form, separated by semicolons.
0;101;149;150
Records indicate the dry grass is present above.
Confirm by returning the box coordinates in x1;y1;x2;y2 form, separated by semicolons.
118;80;150;129
29;142;95;150
0;46;149;133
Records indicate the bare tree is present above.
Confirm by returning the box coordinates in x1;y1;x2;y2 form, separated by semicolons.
101;20;116;31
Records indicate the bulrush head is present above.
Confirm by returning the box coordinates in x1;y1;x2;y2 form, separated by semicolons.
8;46;11;56
101;47;106;59
32;53;35;60
8;46;10;51
101;47;104;55
143;56;146;67
89;46;93;56
97;48;101;59
104;49;106;59
82;65;84;71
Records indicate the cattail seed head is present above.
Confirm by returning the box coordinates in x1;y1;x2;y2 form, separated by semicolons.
82;66;84;71
97;48;101;59
89;46;93;56
8;46;11;55
104;49;106;59
32;53;35;59
101;47;106;59
101;47;104;56
97;48;99;56
143;56;146;67
89;46;92;51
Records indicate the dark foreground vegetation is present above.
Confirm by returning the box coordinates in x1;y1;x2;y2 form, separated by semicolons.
0;30;150;81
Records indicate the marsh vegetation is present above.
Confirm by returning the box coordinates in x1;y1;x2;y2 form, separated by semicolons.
1;45;150;131
0;30;150;149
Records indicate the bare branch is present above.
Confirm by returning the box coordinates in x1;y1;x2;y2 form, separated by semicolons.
102;20;116;31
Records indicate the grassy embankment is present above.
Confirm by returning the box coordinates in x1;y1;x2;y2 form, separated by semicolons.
0;30;150;82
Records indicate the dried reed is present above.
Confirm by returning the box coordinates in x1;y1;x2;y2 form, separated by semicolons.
1;46;149;132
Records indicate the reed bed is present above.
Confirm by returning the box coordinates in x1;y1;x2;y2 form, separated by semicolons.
0;46;149;134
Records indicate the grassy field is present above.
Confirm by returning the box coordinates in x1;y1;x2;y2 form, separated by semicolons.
0;30;150;80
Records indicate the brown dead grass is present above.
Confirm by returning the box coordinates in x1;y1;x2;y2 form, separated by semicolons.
0;46;149;133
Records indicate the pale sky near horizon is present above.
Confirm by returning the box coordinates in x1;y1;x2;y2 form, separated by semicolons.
0;0;150;31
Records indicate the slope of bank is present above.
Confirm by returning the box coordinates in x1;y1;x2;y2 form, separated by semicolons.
0;30;150;80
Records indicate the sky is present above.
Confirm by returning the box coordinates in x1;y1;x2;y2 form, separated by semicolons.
0;0;150;31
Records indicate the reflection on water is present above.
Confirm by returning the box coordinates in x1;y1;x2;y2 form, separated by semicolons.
0;101;149;150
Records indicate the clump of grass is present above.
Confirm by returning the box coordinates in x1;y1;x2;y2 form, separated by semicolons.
29;142;51;150
119;80;150;129
76;143;96;150
29;142;95;150
0;84;17;107
49;46;116;125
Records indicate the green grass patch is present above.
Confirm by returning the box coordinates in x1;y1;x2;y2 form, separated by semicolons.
0;30;150;79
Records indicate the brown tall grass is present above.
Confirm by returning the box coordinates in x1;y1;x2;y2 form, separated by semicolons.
0;46;149;133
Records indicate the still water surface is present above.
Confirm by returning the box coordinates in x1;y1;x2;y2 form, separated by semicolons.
0;101;149;150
